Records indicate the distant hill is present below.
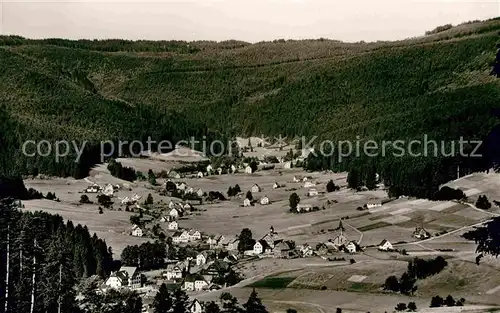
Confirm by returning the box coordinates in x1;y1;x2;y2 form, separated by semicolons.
0;18;499;196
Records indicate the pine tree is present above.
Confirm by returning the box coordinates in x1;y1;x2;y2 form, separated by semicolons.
205;301;221;313
365;165;377;190
244;289;268;313
153;283;172;313
173;288;189;313
347;168;360;190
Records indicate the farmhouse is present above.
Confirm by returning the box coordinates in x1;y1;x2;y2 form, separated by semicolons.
206;235;225;248
221;236;239;251
85;184;100;193
245;166;253;174
378;239;393;251
176;182;187;191
344;241;358;254
103;184;114;196
184;274;208;291
253;240;271;254
188;299;203;313
243;198;252;207
169;208;181;219
296;203;312;213
196;188;204;197
173;230;190;243
196;251;209;266
105;266;142;289
273;241;293;258
251;184;261;193
131;225;143;237
298;243;314;257
163;263;185;280
188;229;202;241
307;188;318;196
260;196;270;205
413;227;431;239
366;203;382;209
167;221;178;230
304;181;315;188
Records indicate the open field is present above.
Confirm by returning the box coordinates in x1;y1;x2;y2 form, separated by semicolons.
20;155;500;312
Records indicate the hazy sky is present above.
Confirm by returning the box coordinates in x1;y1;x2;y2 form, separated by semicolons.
0;0;498;43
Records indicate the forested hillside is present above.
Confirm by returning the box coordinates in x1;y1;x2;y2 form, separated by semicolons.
0;18;499;196
0;198;115;313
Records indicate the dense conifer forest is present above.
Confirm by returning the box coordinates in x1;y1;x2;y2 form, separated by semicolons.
0;18;499;197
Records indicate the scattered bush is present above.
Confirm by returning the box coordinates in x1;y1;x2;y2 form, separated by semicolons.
476;195;492;210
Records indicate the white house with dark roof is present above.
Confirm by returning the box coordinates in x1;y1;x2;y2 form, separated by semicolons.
378;239;393;251
260;196;270;205
189;299;203;313
168;221;178;230
251;184;261;193
105;266;141;289
131;225;143;237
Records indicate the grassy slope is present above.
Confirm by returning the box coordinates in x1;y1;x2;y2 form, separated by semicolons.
0;19;499;178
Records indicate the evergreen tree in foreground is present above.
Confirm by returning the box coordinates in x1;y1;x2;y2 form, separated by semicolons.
153;283;172;313
243;289;269;313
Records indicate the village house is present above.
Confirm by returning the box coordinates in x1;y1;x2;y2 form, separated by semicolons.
173;230;190;244
344;241;358;254
184;203;193;211
298;243;314;257
413;227;431;239
272;182;280;189
231;165;237;173
169;208;181;219
243;198;252;207
176;182;187;191
168;200;175;209
168;221;178;230
221;236;239;251
197;171;204;178
366;203;382;209
251;184;261;193
188;299;203;313
260;196;270;205
293;176;301;182
273;241;293;258
253;240;270;255
296;203;312;213
245;166;253;174
105;266;142;289
206;165;213;175
378;239;393;251
188;229;202;241
163;263;185;280
283;161;292;169
304;181;315;188
196;251;209;266
206;235;225;249
186;187;194;194
196;188;204;197
103;184;114;196
184;274;208;291
85;184;101;193
217;167;223;175
131;225;143;237
307;188;318;196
